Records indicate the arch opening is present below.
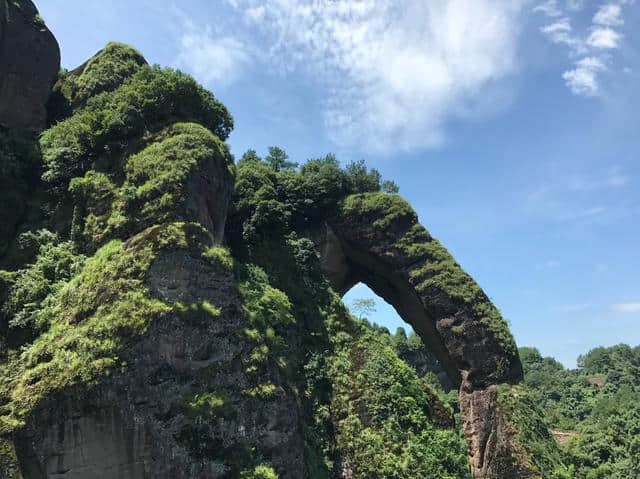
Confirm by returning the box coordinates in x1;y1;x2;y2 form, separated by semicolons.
344;282;454;392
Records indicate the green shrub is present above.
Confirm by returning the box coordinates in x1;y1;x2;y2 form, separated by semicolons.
41;66;233;189
240;464;278;479
1;233;84;344
0;222;211;433
68;42;147;108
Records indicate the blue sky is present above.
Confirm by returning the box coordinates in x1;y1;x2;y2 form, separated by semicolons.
37;0;639;367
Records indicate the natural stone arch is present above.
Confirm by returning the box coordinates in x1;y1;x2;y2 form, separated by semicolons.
318;192;535;479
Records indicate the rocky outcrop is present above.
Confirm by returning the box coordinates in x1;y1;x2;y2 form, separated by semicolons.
12;239;306;478
0;7;561;477
0;0;60;130
319;193;540;478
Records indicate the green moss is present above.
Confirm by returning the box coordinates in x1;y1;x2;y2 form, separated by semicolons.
0;438;21;479
66;122;233;250
497;384;570;477
121;122;233;231
341;192;416;230
0;222;212;433
173;300;221;326
339;192;517;360
70;42;147;107
240;464;279;479
181;391;234;419
41;66;233;190
243;383;277;399
203;246;234;271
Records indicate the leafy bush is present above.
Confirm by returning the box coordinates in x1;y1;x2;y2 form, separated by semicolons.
41;66;233;190
66;42;147;108
1;232;84;345
520;344;640;478
240;464;278;479
328;323;471;479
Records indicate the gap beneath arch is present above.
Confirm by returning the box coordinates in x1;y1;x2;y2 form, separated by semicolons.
343;282;411;334
343;282;454;392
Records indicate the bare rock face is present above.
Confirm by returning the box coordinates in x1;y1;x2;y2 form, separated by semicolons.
0;0;60;130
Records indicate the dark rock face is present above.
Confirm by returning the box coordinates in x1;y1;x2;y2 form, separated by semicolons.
13;246;307;479
0;0;60;131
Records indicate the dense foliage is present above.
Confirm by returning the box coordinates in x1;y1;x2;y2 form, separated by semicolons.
519;344;640;478
42;65;233;190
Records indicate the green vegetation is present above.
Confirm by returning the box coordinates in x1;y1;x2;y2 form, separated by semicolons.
53;42;147;111
519;344;640;478
41;65;233;190
240;464;279;479
0;130;41;259
68;122;233;251
1;231;85;346
0;222;211;433
327;323;471;479
7;35;635;479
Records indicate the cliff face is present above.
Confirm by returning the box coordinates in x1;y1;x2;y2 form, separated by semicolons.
0;0;59;130
0;3;566;479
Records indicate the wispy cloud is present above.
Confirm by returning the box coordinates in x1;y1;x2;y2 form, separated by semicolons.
525;166;631;222
536;259;561;270
593;4;624;27
534;0;632;96
534;0;562;17
175;0;527;154
175;14;250;88
611;303;640;313
562;57;607;96
566;166;630;191
587;28;622;49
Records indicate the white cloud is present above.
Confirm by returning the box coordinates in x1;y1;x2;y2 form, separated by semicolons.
567;166;630;191
212;0;526;153
587;27;622;49
611;303;640;313
536;259;561;270
593;4;623;26
540;19;584;51
535;1;631;96
563;56;607;96
534;0;562;17
176;19;250;88
565;0;585;11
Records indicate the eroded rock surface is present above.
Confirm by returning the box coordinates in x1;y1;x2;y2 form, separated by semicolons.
0;0;59;130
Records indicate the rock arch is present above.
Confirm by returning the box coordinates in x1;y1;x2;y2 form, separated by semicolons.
319;192;535;478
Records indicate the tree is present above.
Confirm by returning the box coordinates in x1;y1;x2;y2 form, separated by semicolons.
351;297;376;320
382;180;399;194
265;146;298;171
345;159;381;193
239;149;261;164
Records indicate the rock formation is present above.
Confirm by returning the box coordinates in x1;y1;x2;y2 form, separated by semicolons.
0;3;567;478
0;0;59;130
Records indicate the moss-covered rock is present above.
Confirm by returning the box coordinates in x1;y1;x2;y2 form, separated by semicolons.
51;42;147;115
0;31;559;479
